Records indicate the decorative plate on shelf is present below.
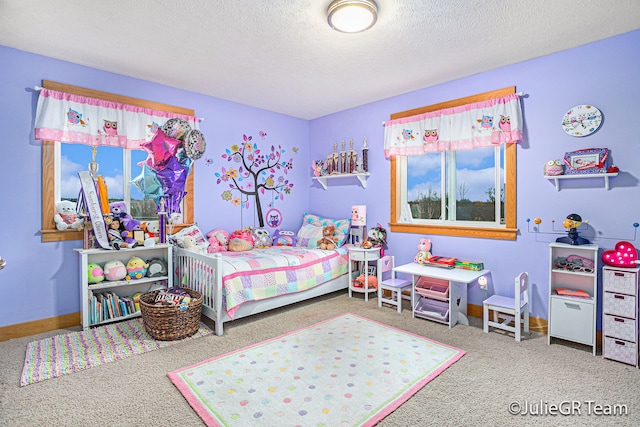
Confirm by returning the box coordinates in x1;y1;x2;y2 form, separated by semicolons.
561;104;602;137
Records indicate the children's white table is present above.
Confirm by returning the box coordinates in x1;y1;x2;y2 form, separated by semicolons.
393;262;490;327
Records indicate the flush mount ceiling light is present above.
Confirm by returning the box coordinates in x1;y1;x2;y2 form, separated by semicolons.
327;0;378;33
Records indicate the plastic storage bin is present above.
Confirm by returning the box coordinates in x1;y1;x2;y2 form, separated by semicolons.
414;297;449;322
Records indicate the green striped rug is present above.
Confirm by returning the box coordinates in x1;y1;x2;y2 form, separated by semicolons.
20;318;213;386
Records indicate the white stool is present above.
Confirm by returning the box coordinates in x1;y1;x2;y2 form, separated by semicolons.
377;256;412;313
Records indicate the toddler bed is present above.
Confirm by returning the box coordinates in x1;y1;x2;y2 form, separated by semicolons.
173;215;359;335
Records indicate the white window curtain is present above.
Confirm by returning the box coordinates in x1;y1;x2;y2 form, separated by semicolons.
33;88;199;149
383;93;523;158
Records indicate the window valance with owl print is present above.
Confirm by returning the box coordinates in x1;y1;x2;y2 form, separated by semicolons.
34;88;199;149
383;93;523;158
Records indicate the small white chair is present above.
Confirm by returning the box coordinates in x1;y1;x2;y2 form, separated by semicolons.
483;272;530;341
377;256;412;313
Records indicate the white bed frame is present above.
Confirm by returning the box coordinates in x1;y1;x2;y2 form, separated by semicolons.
174;247;351;336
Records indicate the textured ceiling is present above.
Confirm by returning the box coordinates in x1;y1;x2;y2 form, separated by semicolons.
1;0;639;119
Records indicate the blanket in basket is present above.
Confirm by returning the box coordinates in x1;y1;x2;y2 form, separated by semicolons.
220;247;348;318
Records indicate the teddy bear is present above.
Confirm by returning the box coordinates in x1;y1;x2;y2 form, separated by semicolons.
141;220;161;244
206;228;230;253
414;238;432;264
182;235;207;253
121;218;141;246
54;200;83;230
109;201;133;227
317;225;339;250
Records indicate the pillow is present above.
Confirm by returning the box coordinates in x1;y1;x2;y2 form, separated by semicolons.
272;229;297;246
169;223;209;251
300;213;351;246
296;224;325;248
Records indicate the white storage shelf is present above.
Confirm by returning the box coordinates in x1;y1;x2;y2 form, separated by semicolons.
76;244;173;331
312;172;370;189
545;172;618;191
547;242;599;355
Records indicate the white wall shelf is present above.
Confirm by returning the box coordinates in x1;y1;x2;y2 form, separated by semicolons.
545;172;618;191
312;172;370;189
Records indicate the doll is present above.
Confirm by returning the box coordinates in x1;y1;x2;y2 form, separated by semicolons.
108;218;137;250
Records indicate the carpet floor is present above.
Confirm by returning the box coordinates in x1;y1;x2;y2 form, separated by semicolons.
21;318;213;386
168;313;464;426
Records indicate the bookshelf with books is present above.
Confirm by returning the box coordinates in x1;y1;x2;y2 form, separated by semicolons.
76;244;173;330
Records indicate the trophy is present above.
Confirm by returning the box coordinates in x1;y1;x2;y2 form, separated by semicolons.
347;139;357;173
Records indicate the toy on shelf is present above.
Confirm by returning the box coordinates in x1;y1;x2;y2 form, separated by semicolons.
125;256;148;280
87;263;104;284
557;213;590;245
527;217;639;246
526;214;590;245
367;223;387;256
103;259;127;281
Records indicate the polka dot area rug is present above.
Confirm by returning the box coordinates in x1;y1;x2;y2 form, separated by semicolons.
168;312;465;426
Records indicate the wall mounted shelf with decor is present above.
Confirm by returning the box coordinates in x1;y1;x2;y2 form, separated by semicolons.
313;172;370;190
545;172;618;191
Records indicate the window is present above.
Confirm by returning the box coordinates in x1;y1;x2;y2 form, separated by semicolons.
40;81;194;242
389;87;518;240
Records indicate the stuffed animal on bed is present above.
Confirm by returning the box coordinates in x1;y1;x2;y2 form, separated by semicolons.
183;235;207;253
228;229;254;252
206;228;230;252
272;229;296;246
317;225;339;250
252;227;273;248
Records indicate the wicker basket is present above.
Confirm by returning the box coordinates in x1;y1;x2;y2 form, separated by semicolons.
139;288;202;341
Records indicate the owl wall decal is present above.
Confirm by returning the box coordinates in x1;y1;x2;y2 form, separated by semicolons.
423;129;439;143
103;120;118;136
499;115;511;131
544;159;564;176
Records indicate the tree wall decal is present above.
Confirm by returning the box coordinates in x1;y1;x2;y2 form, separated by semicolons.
214;133;294;227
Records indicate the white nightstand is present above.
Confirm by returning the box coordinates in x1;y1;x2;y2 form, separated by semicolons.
348;246;381;301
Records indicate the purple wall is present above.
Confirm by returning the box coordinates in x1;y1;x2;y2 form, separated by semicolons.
1;29;639;328
0;46;309;327
309;30;640;323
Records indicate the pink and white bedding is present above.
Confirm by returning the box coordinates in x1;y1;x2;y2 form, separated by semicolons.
218;246;349;318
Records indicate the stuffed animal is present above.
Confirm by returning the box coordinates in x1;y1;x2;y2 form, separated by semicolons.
108;218;137;250
87;263;104;284
125;256;148;280
103;259;127;281
206;228;229;253
121;218;141;246
317;225;339;250
141;220;160;244
252;227;273;248
183;235;207;253
228;229;255;252
146;258;168;277
109;201;133;227
272;229;297;246
54;200;83;231
352;274;378;289
414;238;432;264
